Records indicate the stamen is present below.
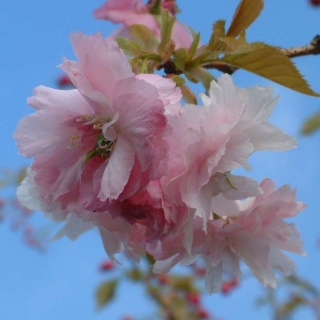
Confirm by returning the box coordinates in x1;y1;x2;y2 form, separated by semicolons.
68;135;81;148
77;114;110;127
98;139;113;150
78;114;118;167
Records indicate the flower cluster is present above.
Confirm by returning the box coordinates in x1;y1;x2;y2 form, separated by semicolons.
14;30;305;292
94;0;194;49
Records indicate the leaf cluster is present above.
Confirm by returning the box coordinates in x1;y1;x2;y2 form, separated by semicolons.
117;0;319;99
95;258;212;320
256;274;320;320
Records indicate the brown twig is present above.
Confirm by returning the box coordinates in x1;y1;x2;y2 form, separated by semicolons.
204;62;238;75
280;35;320;58
204;35;320;75
158;35;320;76
157;60;183;75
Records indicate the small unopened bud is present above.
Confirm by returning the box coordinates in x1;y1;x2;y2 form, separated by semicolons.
221;279;239;294
310;0;320;6
99;260;114;271
57;75;73;87
197;307;210;319
187;292;200;305
158;274;170;285
162;0;178;15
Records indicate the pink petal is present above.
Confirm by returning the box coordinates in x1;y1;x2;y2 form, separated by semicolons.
99;134;135;200
244;122;297;151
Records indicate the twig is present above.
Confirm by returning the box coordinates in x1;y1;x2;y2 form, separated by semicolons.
280;34;320;58
157;60;183;75
204;35;320;75
158;35;320;76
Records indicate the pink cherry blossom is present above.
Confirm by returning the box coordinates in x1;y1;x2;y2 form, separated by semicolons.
93;0;194;49
14;32;180;227
97;180;189;262
163;74;297;227
48;178;187;262
150;179;305;293
14;31;304;293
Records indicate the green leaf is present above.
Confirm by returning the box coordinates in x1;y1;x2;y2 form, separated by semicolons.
186;33;201;61
188;50;219;68
158;10;176;55
213;19;226;37
145;253;156;265
126;268;143;281
171;75;186;87
96;280;118;309
278;295;306;317
208;21;248;54
129;56;140;73
285;275;319;295
187;67;216;93
209;26;248;53
129;24;159;51
149;0;161;14
302;112;320;134
170;276;194;292
160;41;176;63
173;48;187;71
140;59;158;74
184;71;197;83
219;43;320;97
116;37;141;56
227;0;264;37
181;85;197;104
208;20;226;51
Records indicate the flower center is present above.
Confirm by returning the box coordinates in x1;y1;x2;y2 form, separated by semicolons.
82;133;115;167
75;115;117;167
76;114;109;130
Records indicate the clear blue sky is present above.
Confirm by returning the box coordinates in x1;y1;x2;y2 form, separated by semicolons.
1;1;320;319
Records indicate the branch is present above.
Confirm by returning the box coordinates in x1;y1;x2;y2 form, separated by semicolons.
204;35;320;75
147;287;179;320
280;34;320;58
158;35;320;76
157;60;183;75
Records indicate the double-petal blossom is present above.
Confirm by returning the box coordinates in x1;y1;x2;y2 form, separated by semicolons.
15;32;180;226
163;74;297;227
14;32;305;294
150;179;305;293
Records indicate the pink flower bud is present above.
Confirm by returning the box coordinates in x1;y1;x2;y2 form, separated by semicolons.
197;308;210;319
310;0;320;6
100;260;114;271
57;74;73;87
187;292;200;305
221;279;238;294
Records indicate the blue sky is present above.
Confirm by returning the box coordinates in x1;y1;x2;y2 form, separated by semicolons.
1;1;320;319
